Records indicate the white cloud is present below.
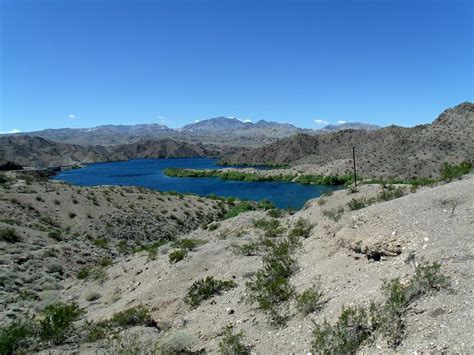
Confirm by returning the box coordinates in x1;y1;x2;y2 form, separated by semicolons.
68;114;76;119
314;119;328;125
236;118;252;123
0;129;22;134
242;119;252;123
337;120;347;124
194;120;200;123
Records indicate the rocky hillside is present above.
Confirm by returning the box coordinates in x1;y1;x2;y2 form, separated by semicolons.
221;102;474;179
0;136;239;169
322;122;381;131
1;169;472;354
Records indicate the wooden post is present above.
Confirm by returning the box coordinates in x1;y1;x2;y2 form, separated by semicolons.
352;147;357;187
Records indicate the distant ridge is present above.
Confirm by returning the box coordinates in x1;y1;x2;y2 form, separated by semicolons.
220;102;474;179
322;122;381;131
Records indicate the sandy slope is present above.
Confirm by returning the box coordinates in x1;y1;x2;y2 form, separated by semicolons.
55;174;474;354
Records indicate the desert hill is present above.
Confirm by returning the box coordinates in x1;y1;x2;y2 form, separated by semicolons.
0;136;240;169
0;168;472;353
221;102;474;179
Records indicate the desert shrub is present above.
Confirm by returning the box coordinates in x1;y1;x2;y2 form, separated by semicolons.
246;237;300;324
92;238;108;248
85;291;101;302
208;222;220;231
0;227;20;243
68;212;76;219
171;238;204;250
311;262;450;351
440;161;472;181
39;302;84;344
322;207;344;222
348;198;367;211
224;202;254;219
0;320;35;355
311;305;376;353
235;241;261;256
169;249;188;263
108;333;160;355
296;282;325;315
161;331;197;355
109;306;155;328
218;325;249;355
46;262;64;275
47;230;62;241
258;199;276;210
87;306;155;342
253;218;280;230
77;266;107;283
289;218;313;239
185;276;237;308
134;240;167;261
377;187;404;202
267;208;284;218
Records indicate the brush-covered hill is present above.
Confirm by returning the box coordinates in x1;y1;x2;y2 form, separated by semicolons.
0;136;239;169
220;102;474;179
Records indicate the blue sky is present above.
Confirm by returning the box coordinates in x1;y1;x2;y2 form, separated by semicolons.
0;0;472;133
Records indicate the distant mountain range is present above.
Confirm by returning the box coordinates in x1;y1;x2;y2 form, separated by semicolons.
6;117;379;147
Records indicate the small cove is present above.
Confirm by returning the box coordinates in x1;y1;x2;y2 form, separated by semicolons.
52;158;341;209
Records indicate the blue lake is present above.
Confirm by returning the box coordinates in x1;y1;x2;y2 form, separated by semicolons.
52;158;340;209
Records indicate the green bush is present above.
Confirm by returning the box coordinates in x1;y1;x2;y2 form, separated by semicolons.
253;218;280;230
39;303;84;344
234;241;261;256
348;198;367;211
169;249;188;263
267;208;284;218
171;238;204;250
0;227;20;243
296;283;324;315
224;202;254;219
322;207;345;222
440;161;472;181
47;230;62;241
246;237;300;324
208;222;220;231
289;218;313;239
161;331;197;355
185;277;237;308
218;325;249;355
258;199;276;210
311;305;376;353
0;320;35;355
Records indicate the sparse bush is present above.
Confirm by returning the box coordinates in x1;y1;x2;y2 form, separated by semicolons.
224;202;254;219
258;199;276;210
311;305;376;353
161;331;197;355
0;227;20;243
235;241;261;256
218;325;249;355
48;230;62;241
109;306;155;328
0;320;35;355
348;198;367;211
85;291;101;302
169;249;188;263
289;218;313;239
171;238;204;250
68;212;77;219
185;276;237;308
208;223;220;231
39;302;84;345
440;161;472;181
267;208;284;218
253;218;280;230
246;237;300;324
322;207;344;222
296;282;324;315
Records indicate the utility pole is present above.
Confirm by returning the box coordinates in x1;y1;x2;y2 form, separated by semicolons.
352;147;357;188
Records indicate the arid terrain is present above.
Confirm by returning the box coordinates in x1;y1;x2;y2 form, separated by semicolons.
1;167;472;354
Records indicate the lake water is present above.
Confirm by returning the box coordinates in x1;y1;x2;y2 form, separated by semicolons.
52;158;340;209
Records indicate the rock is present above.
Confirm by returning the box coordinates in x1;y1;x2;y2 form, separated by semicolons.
226;307;235;314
